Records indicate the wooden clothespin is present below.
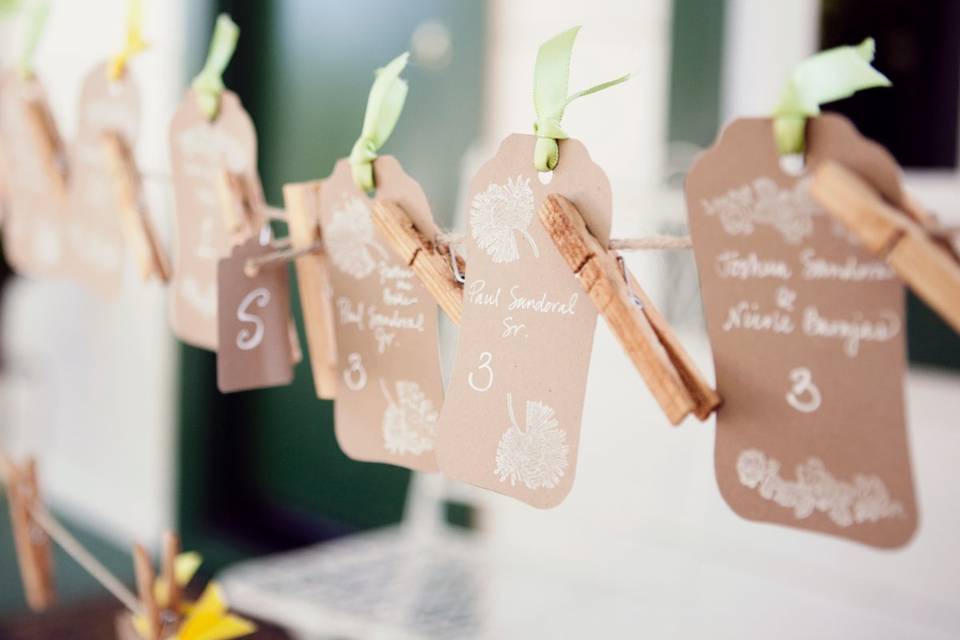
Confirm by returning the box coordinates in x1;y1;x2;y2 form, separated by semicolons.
217;170;260;247
539;194;720;425
23;99;68;200
162;531;182;619
1;456;56;612
217;172;304;365
372;200;465;324
119;532;184;640
283;180;338;399
102;132;171;283
811;161;960;335
132;542;163;640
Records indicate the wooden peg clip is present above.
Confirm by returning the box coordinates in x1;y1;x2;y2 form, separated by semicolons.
23;99;68;200
1;456;56;611
133;543;162;640
219;172;304;365
539;194;720;425
162;531;182;618
283;180;338;399
372;200;465;324
811;161;960;335
102;132;171;283
118;532;184;640
217;170;261;247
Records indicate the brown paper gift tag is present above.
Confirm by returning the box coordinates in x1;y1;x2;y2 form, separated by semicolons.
0;72;67;277
436;134;612;508
169;90;264;350
686;115;917;548
217;235;294;393
63;63;140;295
317;157;444;472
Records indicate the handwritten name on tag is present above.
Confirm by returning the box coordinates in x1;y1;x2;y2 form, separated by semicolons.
63;63;140;295
0;73;66;277
169;90;264;350
687;115;917;547
317;157;445;472
217;236;293;393
436;135;612;508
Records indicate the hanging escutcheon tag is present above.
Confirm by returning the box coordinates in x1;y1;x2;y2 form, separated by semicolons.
686;114;917;548
216;235;294;393
317;157;444;472
169;89;265;350
436;134;612;508
0;72;67;277
64;62;140;295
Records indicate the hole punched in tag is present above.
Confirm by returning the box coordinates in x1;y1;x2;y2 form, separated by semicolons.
616;254;644;308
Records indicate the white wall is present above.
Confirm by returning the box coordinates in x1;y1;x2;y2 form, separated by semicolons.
721;0;819;121
0;0;187;547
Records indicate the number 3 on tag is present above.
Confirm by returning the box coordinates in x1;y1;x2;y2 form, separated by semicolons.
468;352;494;392
786;367;821;413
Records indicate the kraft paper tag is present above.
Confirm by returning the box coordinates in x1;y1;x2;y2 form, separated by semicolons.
436;134;612;508
63;62;139;295
169;90;264;350
0;72;66;277
686;114;917;548
317;157;444;472
216;235;294;393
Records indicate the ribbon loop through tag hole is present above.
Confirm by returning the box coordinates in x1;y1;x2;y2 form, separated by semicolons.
779;153;806;177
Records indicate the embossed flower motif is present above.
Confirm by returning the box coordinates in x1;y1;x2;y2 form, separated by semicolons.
852;475;904;524
702;177;819;244
469;175;540;264
735;448;768;488
704;184;755;236
380;379;438;455
326;196;388;279
736;449;904;529
495;393;568;490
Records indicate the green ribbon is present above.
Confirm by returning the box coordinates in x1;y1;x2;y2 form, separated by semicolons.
17;0;51;79
773;38;890;155
533;26;631;171
191;13;240;120
349;52;410;193
0;0;23;18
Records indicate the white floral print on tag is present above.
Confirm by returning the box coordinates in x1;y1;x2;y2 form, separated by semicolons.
736;448;904;528
702;177;820;244
470;175;539;264
495;393;569;490
380;379;439;455
326;196;388;279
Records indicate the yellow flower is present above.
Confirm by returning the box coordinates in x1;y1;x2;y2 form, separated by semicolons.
155;552;203;610
173;582;256;640
132;552;255;640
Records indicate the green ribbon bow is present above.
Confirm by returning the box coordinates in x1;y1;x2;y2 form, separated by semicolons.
191;13;240;120
533;26;632;171
773;38;890;155
17;0;51;79
349;52;410;193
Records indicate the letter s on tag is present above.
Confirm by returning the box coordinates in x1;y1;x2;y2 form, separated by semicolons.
236;288;271;350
